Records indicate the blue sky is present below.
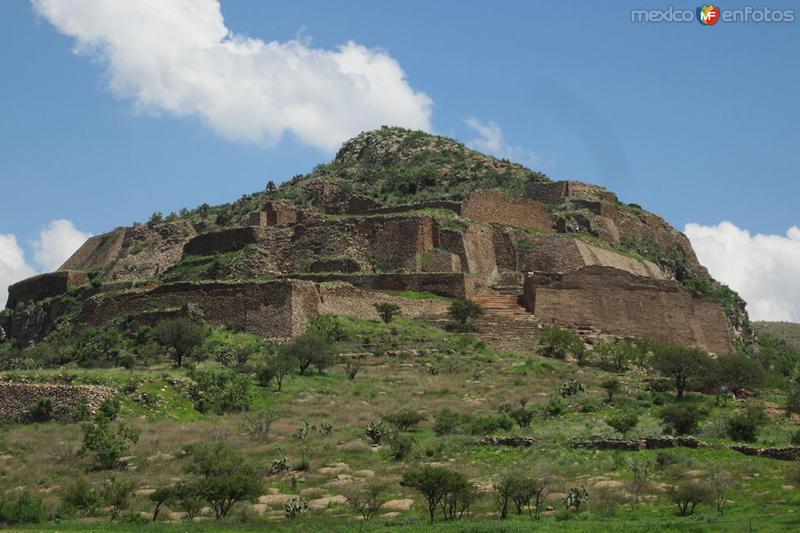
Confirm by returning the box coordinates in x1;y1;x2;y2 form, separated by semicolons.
1;0;799;319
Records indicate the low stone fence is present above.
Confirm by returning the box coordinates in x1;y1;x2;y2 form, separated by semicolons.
0;383;116;421
570;436;706;451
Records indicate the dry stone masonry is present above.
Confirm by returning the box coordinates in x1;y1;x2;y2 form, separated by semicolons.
3;128;740;354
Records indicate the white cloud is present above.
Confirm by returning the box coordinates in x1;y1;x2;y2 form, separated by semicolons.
32;219;92;271
0;220;90;308
32;0;433;151
0;234;36;308
464;117;554;168
685;221;800;322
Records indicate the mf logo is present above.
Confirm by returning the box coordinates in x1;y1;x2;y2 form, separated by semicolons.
697;4;721;25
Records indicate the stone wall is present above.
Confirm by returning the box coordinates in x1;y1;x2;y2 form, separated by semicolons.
460;190;551;230
440;225;499;281
419;249;462;273
183;226;260;256
523;180;617;204
80;280;318;337
264;199;299;226
59;229;126;272
285;273;471;299
0;383;116;421
523;266;734;354
356;216;439;271
317;283;449;320
6;271;89;309
513;232;665;280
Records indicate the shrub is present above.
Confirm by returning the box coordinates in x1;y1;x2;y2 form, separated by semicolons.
345;362;360;380
69;398;92;422
61;478;99;516
172;481;203;520
183;441;263;519
25;397;54;423
365;420;391;445
659;403;706;435
0;490;48;525
606;411;639;435
509;406;535;428
595;339;640;372
98;396;121;421
711;352;765;393
280;332;337;375
400;466;473;523
558;379;585;397
786;386;800;417
468;414;513;435
447;299;484;330
374;302;401;324
726;404;767;442
101;475;134;522
388;433;415;460
670;479;712;516
152;318;206;367
539;326;585;361
601;379;621;402
188;368;253;414
242;409;276;441
791;429;800;446
383;410;426;432
345;483;387;530
284;497;309;520
564;486;588;512
257;352;294;391
544;396;566;418
650;343;714;398
433;409;467;435
80;419;140;469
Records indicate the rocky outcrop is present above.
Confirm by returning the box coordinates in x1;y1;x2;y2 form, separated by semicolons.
476;435;540;447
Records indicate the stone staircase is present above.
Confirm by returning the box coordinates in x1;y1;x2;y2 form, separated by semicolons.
471;291;528;317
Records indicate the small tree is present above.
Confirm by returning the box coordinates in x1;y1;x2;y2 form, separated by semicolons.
153;318;206;367
709;467;733;514
712;352;764;394
383;410;426;432
345;483;387;532
447;299;484;330
606;411;639;435
400;466;469;524
601;378;622;402
265;180;277;194
101;475;134;522
280;332;337;376
374;302;401;324
81;419;140;470
173;481;203;521
493;471;517;519
670;479;712;516
183;441;263;519
627;459;653;511
650;343;714;398
786;386;800;417
257;352;295;391
60;478;99;516
529;467;552;519
149;486;175;522
659;403;706;435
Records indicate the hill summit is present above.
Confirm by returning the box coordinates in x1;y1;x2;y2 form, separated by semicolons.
2;127;748;353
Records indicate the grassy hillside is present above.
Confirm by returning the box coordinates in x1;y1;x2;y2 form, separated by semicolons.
1;312;800;531
755;321;800;352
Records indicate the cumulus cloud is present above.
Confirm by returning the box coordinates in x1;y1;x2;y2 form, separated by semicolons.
685;221;800;322
0;235;36;308
32;0;432;151
32;219;92;271
464;117;554;168
0;220;90;307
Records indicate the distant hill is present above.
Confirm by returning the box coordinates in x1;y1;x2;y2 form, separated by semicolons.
754;321;800;351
